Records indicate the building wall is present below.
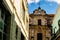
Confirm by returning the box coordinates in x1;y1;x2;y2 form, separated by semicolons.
2;0;29;40
52;5;60;40
52;5;60;34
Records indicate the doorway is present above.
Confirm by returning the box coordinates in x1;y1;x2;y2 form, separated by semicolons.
37;33;42;40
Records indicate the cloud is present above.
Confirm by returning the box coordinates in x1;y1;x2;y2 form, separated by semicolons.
35;0;40;3
27;0;40;4
46;0;60;4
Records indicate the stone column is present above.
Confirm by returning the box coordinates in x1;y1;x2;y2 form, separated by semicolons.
10;15;16;40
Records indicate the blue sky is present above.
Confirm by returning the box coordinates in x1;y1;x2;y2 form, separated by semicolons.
28;0;59;14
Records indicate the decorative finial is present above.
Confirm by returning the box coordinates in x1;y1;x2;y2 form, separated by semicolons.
38;7;41;9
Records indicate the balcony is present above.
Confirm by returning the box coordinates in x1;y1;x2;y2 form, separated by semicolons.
51;28;60;40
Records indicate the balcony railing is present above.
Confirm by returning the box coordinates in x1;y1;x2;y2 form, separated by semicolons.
55;28;60;37
51;28;60;40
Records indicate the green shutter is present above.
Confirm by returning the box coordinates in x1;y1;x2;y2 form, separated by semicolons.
0;9;4;30
0;21;4;29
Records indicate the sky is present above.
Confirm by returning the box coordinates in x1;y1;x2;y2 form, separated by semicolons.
28;0;60;14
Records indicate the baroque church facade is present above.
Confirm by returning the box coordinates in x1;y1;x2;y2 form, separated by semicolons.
29;7;54;40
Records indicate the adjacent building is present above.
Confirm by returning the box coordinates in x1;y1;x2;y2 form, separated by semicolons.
51;5;60;40
29;7;54;40
0;0;29;40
